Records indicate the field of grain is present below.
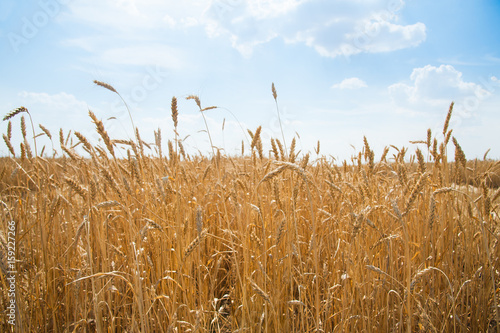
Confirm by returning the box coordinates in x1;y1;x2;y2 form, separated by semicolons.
1;85;500;332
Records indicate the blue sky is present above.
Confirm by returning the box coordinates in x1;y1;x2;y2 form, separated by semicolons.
1;0;499;161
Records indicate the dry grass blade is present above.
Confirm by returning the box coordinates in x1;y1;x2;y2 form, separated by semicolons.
67;271;134;291
201;106;217;112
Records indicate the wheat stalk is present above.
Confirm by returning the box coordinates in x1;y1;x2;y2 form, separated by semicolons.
94;80;136;134
1;96;497;331
289;137;296;163
271;83;287;159
171;96;178;129
65;177;87;200
403;173;427;216
248;278;271;304
452;137;466;169
184;230;206;260
89;110;115;157
443;102;454;136
3;134;15;156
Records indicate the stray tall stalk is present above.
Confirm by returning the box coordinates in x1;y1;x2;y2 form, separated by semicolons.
272;83;287;158
94;80;136;138
186;95;217;160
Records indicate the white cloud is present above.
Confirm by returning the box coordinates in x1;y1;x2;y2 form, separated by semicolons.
389;65;489;106
388;64;493;128
61;0;426;60
332;77;367;89
205;0;426;58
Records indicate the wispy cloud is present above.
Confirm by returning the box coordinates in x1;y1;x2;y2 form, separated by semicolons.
98;44;186;69
59;0;204;69
19;91;87;111
62;0;207;31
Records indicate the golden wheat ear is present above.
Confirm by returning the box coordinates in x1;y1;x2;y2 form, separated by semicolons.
93;79;136;136
4;106;38;155
93;80;118;94
3;106;28;121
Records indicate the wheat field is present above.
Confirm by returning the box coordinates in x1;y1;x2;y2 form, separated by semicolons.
1;84;500;332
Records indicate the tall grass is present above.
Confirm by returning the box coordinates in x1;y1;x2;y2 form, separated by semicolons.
0;88;499;332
